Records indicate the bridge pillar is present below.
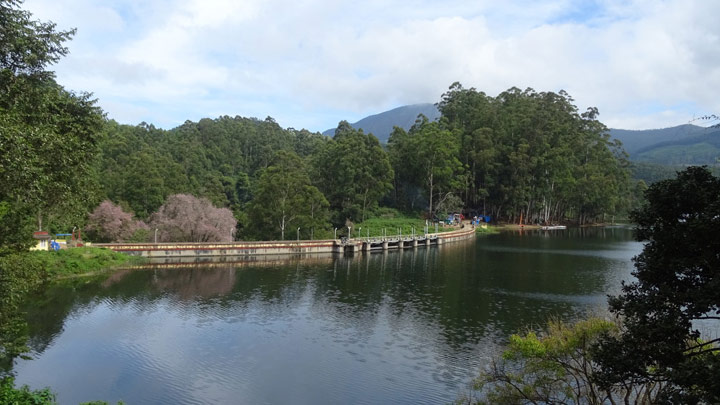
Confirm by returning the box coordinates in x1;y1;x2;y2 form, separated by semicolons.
382;241;388;250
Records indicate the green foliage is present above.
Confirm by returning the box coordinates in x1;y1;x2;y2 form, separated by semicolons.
89;85;632;239
474;225;499;234
314;121;394;224
594;166;720;403
0;0;104;252
34;247;138;277
0;376;55;405
630;161;681;184
437;84;631;225
389;116;465;216
635;142;720;165
247;151;330;240
0;252;48;373
465;318;663;405
628;127;720;165
354;215;454;237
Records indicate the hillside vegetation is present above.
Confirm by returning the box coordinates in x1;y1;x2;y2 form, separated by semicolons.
1;0;636;249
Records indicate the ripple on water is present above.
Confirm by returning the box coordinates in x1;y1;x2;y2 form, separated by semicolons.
13;231;643;404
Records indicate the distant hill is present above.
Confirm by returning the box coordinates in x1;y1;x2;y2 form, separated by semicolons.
323;105;719;166
609;124;720;165
630;128;720;165
323;103;440;142
608;124;708;154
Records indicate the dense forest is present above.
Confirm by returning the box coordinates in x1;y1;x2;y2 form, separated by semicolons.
84;82;635;241
3;85;640;244
0;0;638;247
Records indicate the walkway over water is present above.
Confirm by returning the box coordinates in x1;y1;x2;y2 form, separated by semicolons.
93;227;476;258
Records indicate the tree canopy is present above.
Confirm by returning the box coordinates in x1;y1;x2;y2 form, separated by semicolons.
247;151;329;240
0;1;635;245
594;166;720;403
0;0;103;252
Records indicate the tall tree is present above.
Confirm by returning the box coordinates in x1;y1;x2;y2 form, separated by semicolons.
0;0;103;250
437;83;631;224
594;166;720;403
389;116;465;216
315;122;393;223
247;151;329;240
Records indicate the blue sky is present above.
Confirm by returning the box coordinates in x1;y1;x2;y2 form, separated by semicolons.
26;0;720;131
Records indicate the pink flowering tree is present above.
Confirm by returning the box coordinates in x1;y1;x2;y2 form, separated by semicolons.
85;200;149;242
150;194;236;242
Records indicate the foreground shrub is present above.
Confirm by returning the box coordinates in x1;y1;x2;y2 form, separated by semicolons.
462;318;665;404
0;376;55;404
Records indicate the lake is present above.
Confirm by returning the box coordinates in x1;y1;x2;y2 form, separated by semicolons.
13;226;642;404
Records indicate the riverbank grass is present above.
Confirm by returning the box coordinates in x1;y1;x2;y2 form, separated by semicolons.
354;216;458;237
475;225;500;234
27;247;140;277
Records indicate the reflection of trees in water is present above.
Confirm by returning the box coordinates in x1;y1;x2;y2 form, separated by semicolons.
150;267;237;299
20;234;635;390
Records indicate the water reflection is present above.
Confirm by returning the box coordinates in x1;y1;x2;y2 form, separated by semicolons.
15;227;641;404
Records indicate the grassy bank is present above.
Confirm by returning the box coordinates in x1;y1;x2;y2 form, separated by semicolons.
475;225;500;234
30;247;141;277
354;216;458;237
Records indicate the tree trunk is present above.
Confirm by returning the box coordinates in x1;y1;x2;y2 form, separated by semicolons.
280;214;286;240
361;189;368;222
428;172;434;216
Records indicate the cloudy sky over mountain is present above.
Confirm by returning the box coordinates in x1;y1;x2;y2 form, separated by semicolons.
27;0;720;132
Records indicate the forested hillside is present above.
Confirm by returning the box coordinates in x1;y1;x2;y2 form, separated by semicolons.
609;124;708;154
88;83;634;241
0;0;636;245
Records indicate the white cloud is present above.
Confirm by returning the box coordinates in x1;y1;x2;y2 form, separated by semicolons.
23;0;720;131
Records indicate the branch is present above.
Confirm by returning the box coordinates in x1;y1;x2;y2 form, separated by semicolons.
684;337;720;353
687;347;720;357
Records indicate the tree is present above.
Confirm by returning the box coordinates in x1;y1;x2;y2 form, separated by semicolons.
314;122;393;224
436;83;631;224
593;166;720;403
0;0;104;251
389;116;465;216
149;194;237;242
85;200;149;243
247;151;329;240
466;318;664;405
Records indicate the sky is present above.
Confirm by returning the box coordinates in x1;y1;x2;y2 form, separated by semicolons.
25;0;720;132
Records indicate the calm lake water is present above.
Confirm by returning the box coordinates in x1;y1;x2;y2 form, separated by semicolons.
14;227;642;404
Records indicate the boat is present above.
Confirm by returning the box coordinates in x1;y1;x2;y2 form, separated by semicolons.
541;225;567;230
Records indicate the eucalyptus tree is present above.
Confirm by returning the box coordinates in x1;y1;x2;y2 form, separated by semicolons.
437;83;631;224
247;151;329;240
389;116;465;216
314;121;393;223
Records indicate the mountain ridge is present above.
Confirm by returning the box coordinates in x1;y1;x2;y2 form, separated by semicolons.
324;103;718;166
322;103;441;140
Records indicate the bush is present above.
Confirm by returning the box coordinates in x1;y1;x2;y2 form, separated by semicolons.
462;318;665;404
0;377;55;404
